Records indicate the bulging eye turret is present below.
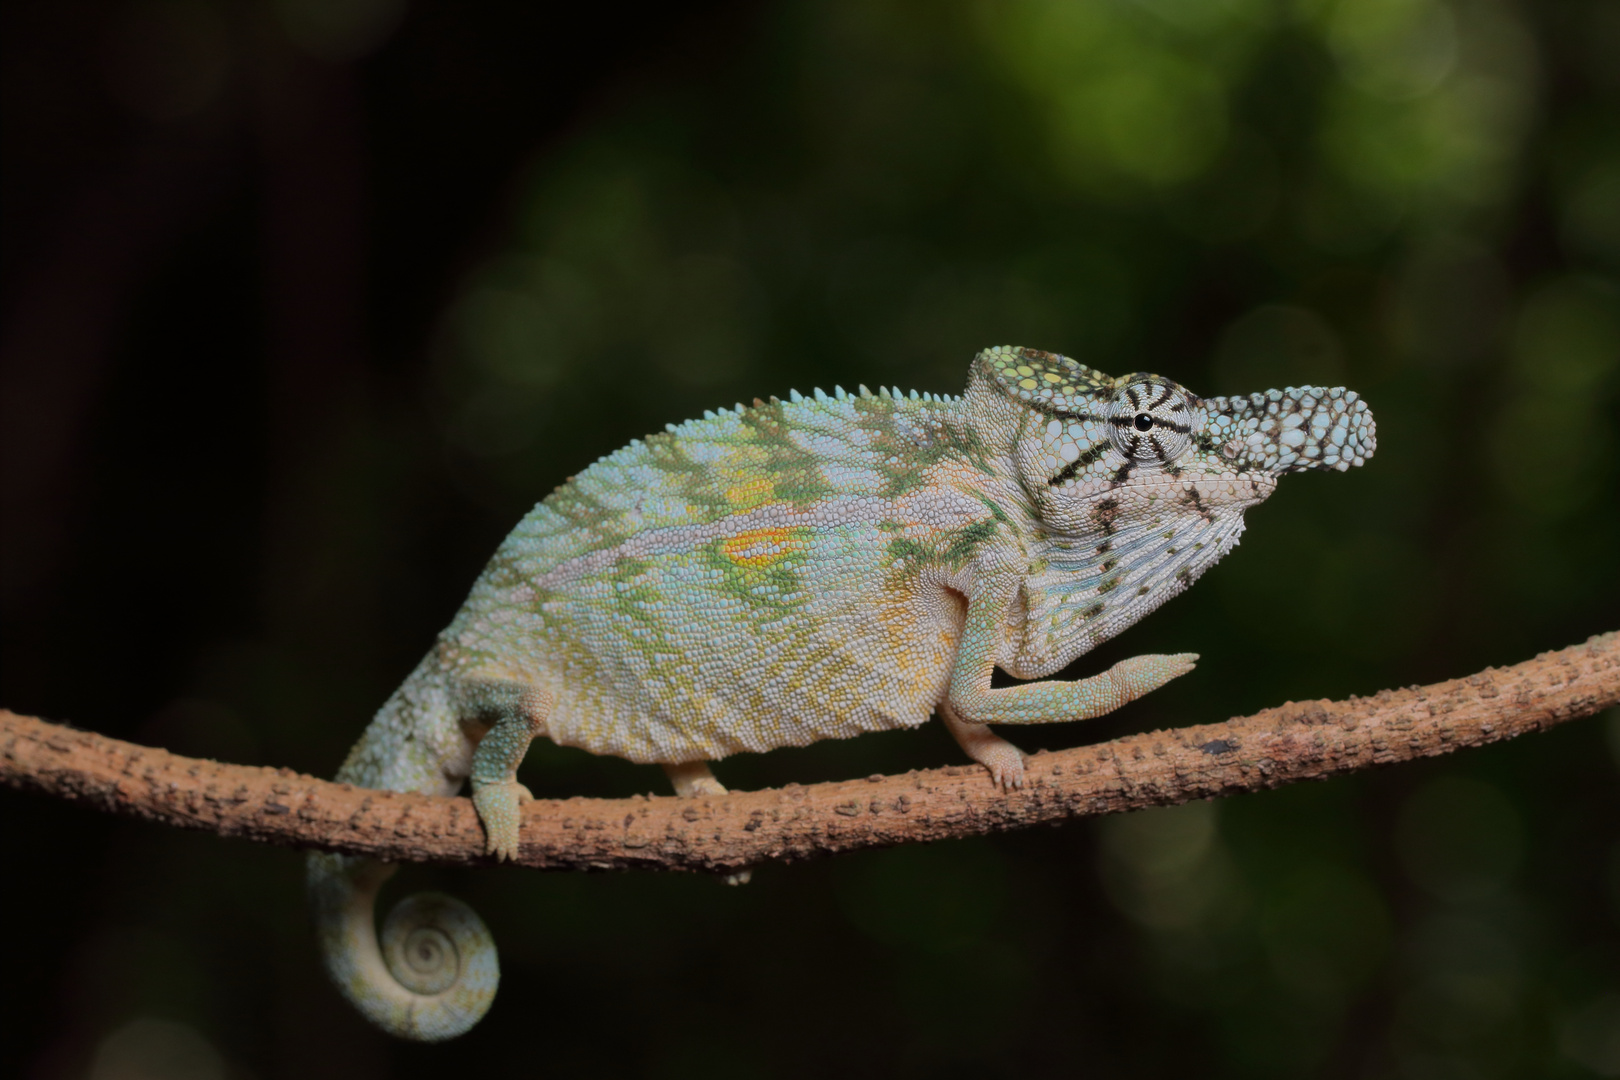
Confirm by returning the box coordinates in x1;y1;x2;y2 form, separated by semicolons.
1108;379;1193;464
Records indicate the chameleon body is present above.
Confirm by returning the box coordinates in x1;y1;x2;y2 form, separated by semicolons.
308;345;1376;1040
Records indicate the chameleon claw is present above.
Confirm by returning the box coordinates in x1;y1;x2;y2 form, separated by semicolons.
663;760;728;798
471;779;528;861
940;704;1026;791
983;743;1026;792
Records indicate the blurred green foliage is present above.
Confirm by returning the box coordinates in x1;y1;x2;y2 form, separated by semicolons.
11;0;1620;1077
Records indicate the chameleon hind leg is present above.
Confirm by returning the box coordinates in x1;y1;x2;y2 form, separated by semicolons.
948;591;1197;726
939;701;1026;791
462;678;552;861
662;762;752;885
663;760;728;797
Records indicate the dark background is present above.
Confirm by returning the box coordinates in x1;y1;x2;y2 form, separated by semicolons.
4;0;1619;1077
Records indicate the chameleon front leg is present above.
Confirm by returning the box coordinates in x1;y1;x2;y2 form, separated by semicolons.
948;588;1197;726
461;678;551;861
661;761;751;885
939;701;1027;791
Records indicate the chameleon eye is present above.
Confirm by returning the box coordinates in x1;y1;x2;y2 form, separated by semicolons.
1109;379;1193;464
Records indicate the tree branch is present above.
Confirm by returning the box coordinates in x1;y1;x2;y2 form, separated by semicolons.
4;631;1616;874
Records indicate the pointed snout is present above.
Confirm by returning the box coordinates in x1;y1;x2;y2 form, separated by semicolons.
1200;386;1376;475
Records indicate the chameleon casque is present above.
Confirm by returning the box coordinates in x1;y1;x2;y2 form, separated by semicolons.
308;345;1376;1040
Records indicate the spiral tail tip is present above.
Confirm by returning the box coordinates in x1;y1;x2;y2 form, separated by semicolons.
309;852;500;1043
379;892;499;1041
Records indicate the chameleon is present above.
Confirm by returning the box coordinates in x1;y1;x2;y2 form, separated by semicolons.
307;344;1376;1040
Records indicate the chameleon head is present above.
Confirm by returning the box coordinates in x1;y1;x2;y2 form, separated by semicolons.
973;344;1376;538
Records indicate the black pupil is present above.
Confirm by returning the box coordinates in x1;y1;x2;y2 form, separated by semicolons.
1133;413;1154;432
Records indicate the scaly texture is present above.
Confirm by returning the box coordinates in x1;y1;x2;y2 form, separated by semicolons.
309;345;1377;1040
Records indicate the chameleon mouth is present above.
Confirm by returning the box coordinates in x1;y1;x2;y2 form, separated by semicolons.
1055;470;1278;509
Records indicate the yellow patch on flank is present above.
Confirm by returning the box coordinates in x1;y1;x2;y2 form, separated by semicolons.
721;527;803;569
724;476;776;510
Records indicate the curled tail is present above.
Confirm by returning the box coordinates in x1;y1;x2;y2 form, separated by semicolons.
309;650;496;1040
307;851;498;1041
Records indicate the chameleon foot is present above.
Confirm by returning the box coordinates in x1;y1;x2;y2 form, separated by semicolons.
663;760;728;798
471;780;533;860
940;703;1026;791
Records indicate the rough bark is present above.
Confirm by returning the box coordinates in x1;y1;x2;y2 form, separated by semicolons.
3;631;1615;874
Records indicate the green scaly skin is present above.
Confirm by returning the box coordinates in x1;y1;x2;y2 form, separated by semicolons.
309;345;1377;1040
